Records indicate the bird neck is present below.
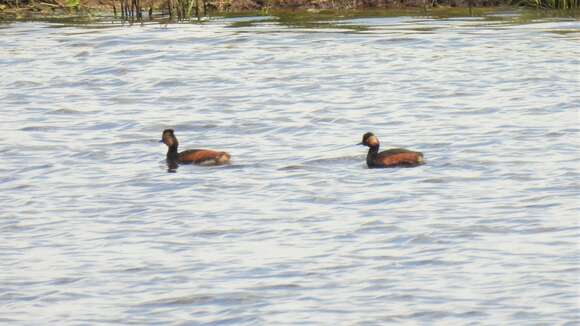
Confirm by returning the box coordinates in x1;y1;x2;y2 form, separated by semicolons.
366;145;379;165
166;145;179;160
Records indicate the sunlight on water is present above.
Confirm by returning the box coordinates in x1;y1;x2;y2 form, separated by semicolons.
0;11;579;324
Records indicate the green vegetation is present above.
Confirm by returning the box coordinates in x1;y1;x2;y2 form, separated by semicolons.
66;0;79;7
166;0;210;20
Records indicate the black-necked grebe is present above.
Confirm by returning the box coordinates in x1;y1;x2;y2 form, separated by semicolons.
161;129;231;166
359;132;424;168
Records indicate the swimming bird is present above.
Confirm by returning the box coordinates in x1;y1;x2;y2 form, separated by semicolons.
358;132;424;168
161;129;231;166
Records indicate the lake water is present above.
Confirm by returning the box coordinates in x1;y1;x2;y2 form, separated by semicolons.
1;11;579;325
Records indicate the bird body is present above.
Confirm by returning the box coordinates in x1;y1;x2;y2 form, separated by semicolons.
161;129;231;166
359;132;424;168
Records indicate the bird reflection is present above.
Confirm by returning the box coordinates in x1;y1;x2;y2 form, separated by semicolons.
166;159;178;173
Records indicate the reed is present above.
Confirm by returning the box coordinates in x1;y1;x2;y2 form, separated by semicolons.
516;0;578;9
166;0;209;20
112;0;143;19
110;0;209;20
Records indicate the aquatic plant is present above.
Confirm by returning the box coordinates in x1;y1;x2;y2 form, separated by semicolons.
516;0;578;8
112;0;144;19
109;0;208;20
165;0;209;20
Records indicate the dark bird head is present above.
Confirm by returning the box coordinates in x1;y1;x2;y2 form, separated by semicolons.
161;129;178;147
358;132;379;147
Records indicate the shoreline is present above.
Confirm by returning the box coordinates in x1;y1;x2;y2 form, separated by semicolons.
0;0;578;20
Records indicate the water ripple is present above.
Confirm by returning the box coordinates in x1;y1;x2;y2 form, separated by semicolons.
0;13;578;325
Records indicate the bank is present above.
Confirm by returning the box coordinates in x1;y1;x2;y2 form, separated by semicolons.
0;0;577;20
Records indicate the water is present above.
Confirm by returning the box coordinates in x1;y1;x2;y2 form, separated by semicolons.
1;11;579;324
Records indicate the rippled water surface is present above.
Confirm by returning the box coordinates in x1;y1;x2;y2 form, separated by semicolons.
1;11;579;324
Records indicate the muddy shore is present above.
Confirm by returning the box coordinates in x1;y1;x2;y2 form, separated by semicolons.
0;0;510;20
